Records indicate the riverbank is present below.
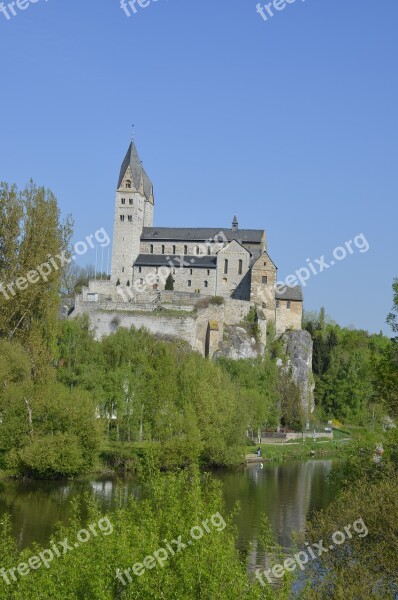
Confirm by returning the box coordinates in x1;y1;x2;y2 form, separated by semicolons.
246;437;350;462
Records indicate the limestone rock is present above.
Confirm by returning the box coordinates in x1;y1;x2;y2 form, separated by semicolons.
281;330;315;416
213;325;264;360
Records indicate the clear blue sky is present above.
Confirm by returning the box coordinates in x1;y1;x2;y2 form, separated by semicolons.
1;0;397;334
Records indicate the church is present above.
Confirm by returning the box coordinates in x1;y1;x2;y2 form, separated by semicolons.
109;138;303;331
72;136;303;352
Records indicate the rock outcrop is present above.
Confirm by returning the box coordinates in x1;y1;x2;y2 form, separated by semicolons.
213;325;264;360
281;330;315;417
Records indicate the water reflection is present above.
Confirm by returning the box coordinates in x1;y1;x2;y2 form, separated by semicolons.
0;476;137;550
214;460;336;572
0;460;336;564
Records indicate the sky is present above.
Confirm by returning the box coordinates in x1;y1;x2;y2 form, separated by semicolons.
0;0;397;334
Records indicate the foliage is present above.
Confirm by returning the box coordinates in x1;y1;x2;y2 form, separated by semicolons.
301;428;398;599
0;339;100;478
304;307;396;423
0;181;72;380
164;273;175;291
0;469;271;599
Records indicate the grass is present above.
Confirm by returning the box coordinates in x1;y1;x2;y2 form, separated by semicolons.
245;436;351;462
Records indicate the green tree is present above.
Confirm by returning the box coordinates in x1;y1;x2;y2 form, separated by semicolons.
165;273;175;290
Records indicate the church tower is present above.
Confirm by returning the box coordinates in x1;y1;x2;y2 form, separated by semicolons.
111;138;154;285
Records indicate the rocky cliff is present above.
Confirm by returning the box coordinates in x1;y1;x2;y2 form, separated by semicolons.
213;325;265;360
281;330;315;416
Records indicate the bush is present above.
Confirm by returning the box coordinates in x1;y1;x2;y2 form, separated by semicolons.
18;433;85;478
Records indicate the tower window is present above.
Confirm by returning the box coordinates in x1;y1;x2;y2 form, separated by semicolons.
190;269;193;275
120;215;125;222
150;244;154;254
126;180;131;188
287;301;291;309
276;300;280;308
188;280;192;287
196;246;200;255
207;270;210;276
224;260;228;275
208;246;211;255
138;267;142;273
128;215;132;222
238;260;243;275
184;245;188;255
121;198;126;205
162;245;165;254
122;267;125;273
173;245;176;254
129;199;133;205
262;276;268;284
204;280;208;288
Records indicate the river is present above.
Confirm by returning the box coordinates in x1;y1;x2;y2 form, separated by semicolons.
0;459;336;573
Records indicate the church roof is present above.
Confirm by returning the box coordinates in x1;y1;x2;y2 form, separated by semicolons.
117;141;153;201
275;285;303;302
134;254;217;269
141;227;264;244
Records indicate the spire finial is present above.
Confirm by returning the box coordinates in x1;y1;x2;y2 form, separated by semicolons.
131;124;135;142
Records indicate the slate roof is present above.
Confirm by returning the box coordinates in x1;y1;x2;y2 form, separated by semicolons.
117;141;153;201
275;285;303;302
141;227;264;244
134;254;217;269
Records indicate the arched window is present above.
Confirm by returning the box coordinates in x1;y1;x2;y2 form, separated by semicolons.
184;245;188;255
126;180;131;188
121;198;125;205
224;259;228;274
238;260;243;275
126;280;130;287
188;280;192;287
204;280;208;288
150;244;154;254
120;215;125;222
173;245;176;254
162;245;165;254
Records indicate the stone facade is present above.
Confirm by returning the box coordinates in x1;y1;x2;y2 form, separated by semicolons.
72;137;304;355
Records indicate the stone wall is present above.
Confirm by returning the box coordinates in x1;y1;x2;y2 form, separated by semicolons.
140;240;222;257
216;241;251;299
132;264;217;296
276;299;302;335
250;251;277;324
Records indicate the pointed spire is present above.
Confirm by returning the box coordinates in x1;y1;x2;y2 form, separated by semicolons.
232;215;239;231
117;136;154;203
